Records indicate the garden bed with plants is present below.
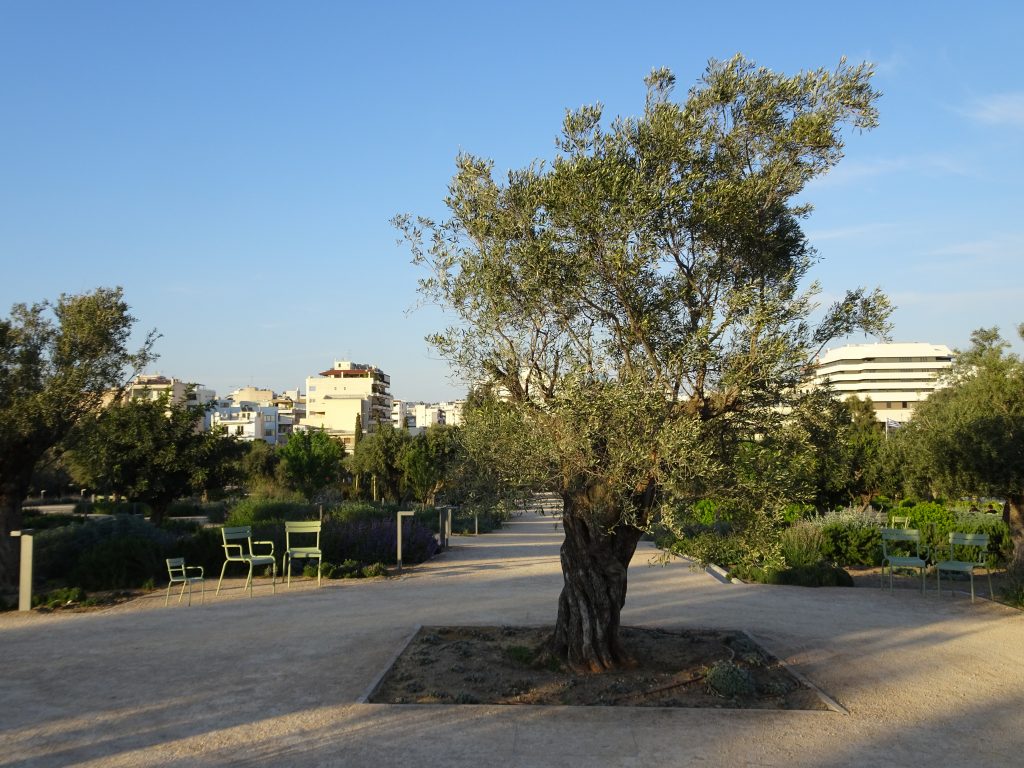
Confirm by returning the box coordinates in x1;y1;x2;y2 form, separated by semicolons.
369;625;832;710
660;499;1018;601
6;499;457;611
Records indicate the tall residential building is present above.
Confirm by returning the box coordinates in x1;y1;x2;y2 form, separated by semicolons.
808;342;954;424
303;361;392;449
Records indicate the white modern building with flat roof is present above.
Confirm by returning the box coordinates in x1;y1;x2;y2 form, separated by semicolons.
807;342;954;424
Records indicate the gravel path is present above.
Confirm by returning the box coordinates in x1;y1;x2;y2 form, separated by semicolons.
1;513;1022;767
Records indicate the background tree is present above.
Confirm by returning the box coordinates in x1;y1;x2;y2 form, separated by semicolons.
401;424;463;506
841;396;887;510
902;326;1024;573
348;422;410;502
278;429;346;500
0;287;154;584
240;439;283;495
67;395;243;526
396;56;889;670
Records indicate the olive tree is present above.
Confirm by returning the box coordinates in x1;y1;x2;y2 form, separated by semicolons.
0;288;154;585
396;56;889;670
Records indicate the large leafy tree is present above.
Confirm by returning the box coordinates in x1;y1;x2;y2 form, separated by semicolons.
903;327;1024;573
67;395;244;526
401;424;463;506
396;56;889;671
0;287;154;584
278;429;346;501
348;422;410;502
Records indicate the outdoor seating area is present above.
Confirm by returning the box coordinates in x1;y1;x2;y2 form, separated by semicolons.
216;525;279;598
880;528;994;601
196;522;326;599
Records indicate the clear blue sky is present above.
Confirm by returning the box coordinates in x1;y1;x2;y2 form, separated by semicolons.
2;1;1021;402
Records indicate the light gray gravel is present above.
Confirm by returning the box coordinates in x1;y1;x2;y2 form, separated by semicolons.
2;513;1022;767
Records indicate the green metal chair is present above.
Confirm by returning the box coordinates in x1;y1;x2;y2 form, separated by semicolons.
216;526;277;597
283;520;323;588
880;528;927;594
165;557;204;606
936;532;993;603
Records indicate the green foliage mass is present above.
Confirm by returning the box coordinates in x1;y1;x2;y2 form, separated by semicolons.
0;287;155;585
278;429;346;501
396;55;889;590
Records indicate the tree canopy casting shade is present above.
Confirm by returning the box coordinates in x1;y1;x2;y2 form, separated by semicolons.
396;56;890;671
0;287;155;585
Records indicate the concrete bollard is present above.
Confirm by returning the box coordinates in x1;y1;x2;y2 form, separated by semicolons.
10;529;35;612
396;510;414;571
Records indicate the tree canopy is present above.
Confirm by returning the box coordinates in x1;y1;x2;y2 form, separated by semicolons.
278;429;347;501
396;55;889;670
67;394;243;526
901;326;1024;572
0;287;154;584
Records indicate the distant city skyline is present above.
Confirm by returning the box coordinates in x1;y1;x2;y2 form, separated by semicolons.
2;2;1021;402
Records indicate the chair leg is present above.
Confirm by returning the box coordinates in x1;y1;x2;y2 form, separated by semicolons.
185;581;192;607
285;553;291;588
179;581;188;605
217;561;230;595
317;556;322;587
272;562;277;594
165;583;172;607
245;563;254;597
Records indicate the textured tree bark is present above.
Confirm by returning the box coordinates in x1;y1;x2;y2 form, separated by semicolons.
0;485;25;588
1004;494;1024;576
551;497;644;672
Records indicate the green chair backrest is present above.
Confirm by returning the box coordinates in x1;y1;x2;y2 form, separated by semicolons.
221;526;257;557
166;557;186;578
285;520;321;548
948;532;989;564
881;528;922;558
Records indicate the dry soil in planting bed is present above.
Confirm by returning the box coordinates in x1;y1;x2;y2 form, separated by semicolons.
369;625;831;710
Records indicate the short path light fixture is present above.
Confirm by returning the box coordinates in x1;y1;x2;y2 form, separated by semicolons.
396;510;415;571
10;529;35;612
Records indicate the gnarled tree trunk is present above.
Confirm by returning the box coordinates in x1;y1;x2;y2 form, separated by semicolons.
1004;494;1024;576
0;483;26;588
551;497;644;672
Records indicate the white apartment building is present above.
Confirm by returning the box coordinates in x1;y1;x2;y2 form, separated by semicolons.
303;361;392;449
211;401;280;443
392;399;466;434
122;374;215;408
808;342;954;424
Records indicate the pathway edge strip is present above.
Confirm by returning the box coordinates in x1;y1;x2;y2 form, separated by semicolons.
357;624;423;704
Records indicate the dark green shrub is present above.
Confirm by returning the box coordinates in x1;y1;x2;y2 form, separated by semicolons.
34;515;177;589
33;586;88;608
768;563;854;587
72;535;165;590
21;512;85;531
813;511;882;566
705;661;753;697
361;562;388;578
226;498;315;525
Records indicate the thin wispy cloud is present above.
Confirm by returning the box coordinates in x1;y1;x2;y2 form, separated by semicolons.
805;222;895;242
964;92;1024;128
809;153;972;189
924;234;1024;259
